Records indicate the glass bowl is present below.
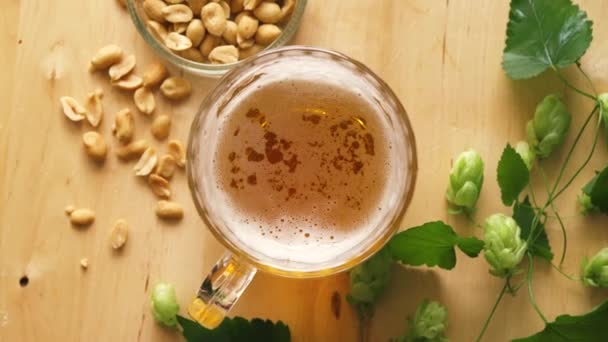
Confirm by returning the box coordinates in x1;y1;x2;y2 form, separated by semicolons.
127;0;307;77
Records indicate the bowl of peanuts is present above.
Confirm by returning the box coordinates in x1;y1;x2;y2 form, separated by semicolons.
127;0;306;77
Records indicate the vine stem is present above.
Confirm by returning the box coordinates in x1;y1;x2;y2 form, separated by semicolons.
576;63;598;96
527;254;548;323
475;282;509;342
538;166;568;266
554;68;597;101
548;261;580;282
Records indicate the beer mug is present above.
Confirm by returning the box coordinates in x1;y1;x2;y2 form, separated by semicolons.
186;46;417;328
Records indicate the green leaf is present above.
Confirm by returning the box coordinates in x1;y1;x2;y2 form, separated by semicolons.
456;237;485;258
589;167;608;214
388;221;482;270
502;0;593;79
512;197;553;261
497;144;530;206
512;300;608;341
177;315;291;342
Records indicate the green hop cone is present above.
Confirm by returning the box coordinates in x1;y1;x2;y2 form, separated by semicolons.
526;94;571;158
407;300;449;342
151;282;180;328
445;149;484;213
515;141;535;170
347;247;392;316
578;192;598;215
483;214;527;278
581;248;608;288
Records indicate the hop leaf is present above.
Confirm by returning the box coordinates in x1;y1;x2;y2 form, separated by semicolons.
581;248;608;288
483;214;527;278
515;141;535;170
446;149;484;213
526;94;571;158
151;282;180;328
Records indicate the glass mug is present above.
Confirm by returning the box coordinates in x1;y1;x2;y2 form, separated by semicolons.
186;46;417;328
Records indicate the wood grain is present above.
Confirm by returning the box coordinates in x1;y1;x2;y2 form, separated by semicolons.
2;1;608;341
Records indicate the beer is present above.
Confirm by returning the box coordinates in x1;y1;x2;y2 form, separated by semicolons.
205;77;404;264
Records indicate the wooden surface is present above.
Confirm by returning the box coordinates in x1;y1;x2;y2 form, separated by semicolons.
2;1;608;341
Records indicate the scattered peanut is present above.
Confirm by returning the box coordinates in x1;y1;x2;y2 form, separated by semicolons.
80;258;89;269
134;147;158;176
147;20;169;41
112;74;144;90
155;200;184;220
255;24;281;45
90;45;123;71
116;139;149;161
65;205;76;215
148;174;172;198
165;32;193;51
156;154;177;179
110;219;129;250
85;89;104;127
167;139;186;167
151;114;172;140
186;19;206;47
142;62;168;88
253;2;281;24
143;0;167;23
69;208;96;226
108;54;136;81
163;4;194;23
134;87;156;115
82;131;108;162
160;77;191;100
209;45;239;64
237;13;258;39
201;2;227;36
112;108;135;144
60;96;87;122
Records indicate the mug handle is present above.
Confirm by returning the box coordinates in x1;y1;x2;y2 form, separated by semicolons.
188;252;257;329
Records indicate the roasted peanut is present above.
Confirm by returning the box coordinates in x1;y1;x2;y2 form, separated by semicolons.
82;131;108;162
69;208;95;226
151;114;171;140
155;200;184;220
112;108;135;144
142;62;168;88
243;0;262;11
116;139;149;160
148;174;171;198
165;32;193;51
108;54;136;81
143;0;167;22
156;154;177;179
239;44;264;60
279;0;295;22
65;205;76;215
80;258;89;269
208;45;239;64
110;219;129;250
237;32;255;49
255;24;281;45
253;2;281;24
167;140;186;167
112;74;144;90
222;20;238;45
201;2;227;36
90;45;123;71
219;1;230;18
160;77;192;100
171;22;189;34
134;147;158;176
199;34;220;57
186;19;206;47
237;13;258;39
85;89;104;127
187;0;206;15
165;0;185;3
231;0;244;13
147;20;169;41
134;87;156;115
178;48;205;62
162;4;194;23
60;96;87;122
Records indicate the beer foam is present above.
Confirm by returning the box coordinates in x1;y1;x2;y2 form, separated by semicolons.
205;78;408;266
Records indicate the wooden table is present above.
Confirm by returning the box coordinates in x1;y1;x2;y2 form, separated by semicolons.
2;1;608;341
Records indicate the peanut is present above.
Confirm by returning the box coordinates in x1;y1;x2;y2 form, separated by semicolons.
151;114;171;140
201;2;227;36
171;22;189;34
65;205;76;215
243;0;262;11
156;154;177;179
85;89;104;127
219;1;230;18
231;0;244;13
69;208;95;226
111;74;143;90
60;96;87;122
167;140;186;167
186;19;206;47
178;48;205;62
162;4;194;23
165;32;193;51
187;0;206;15
82;131;108;162
239;44;264;60
116;139;149;161
237;13;258;39
142;62;168;88
165;0;185;3
253;2;281;24
80;258;89;269
208;45;239;64
90;45;123;71
148;174;172;198
160;77;192;100
222;20;238;45
237;33;255;49
155;200;184;220
147;20;169;41
143;0;167;23
108;54;136;81
199;34;220;57
110;219;129;250
112;108;135;144
255;24;281;45
134;147;158;176
134;87;156;115
279;0;295;22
